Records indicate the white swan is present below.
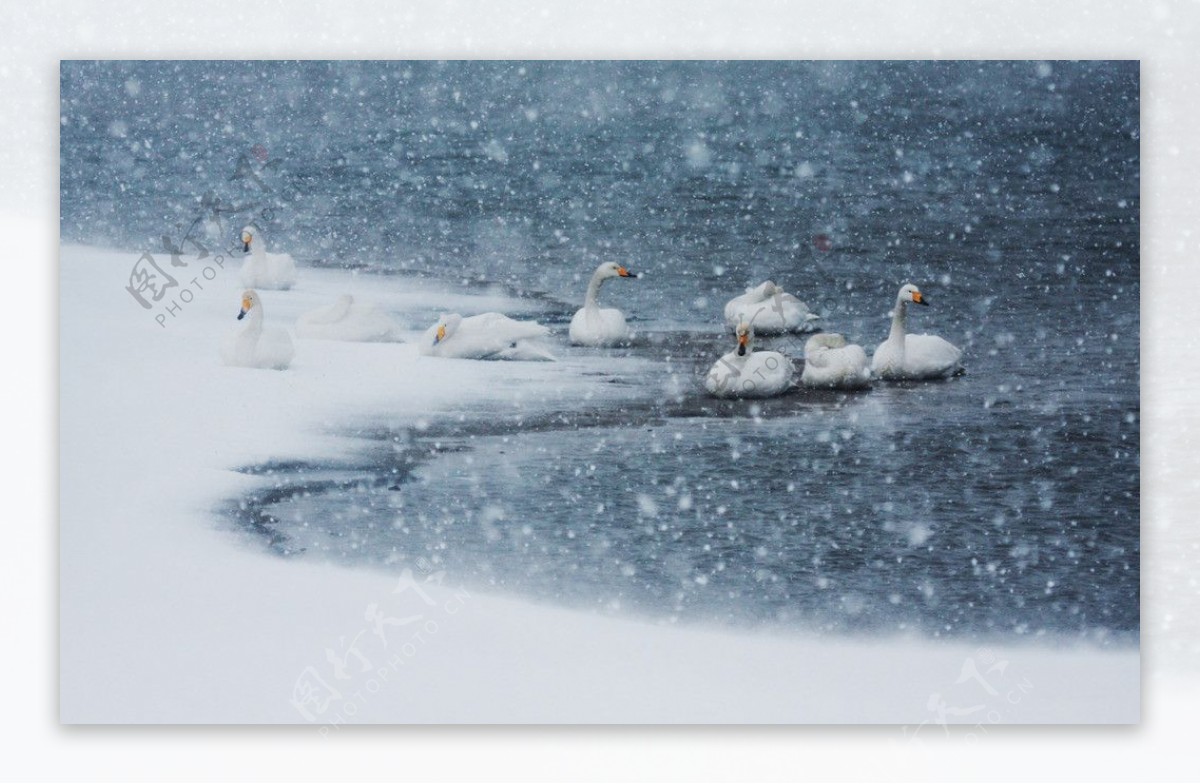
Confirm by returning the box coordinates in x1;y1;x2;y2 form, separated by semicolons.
723;281;819;335
295;295;401;342
239;225;297;290
704;318;793;398
871;283;963;380
420;313;555;361
569;262;637;346
801;333;871;389
220;289;295;370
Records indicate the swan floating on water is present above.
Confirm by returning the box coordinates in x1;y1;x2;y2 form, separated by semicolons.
801;333;872;389
723;281;819;335
220;289;295;370
871;283;963;380
569;262;637;346
295;295;401;342
704;318;793;398
239;225;297;290
420;313;555;361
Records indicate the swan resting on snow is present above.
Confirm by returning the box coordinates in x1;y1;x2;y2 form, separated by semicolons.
220;289;295;370
704;318;793;398
296;294;401;342
801;333;871;389
569;262;637;346
420;313;555;361
239;225;298;290
723;281;820;335
871;283;963;380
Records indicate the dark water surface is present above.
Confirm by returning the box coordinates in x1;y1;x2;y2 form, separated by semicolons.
62;61;1139;643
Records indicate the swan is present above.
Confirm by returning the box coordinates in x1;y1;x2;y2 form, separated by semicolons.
420;313;555;361
801;333;871;389
723;281;820;335
295;294;401;342
569;262;637;346
704;318;793;398
871;283;963;380
239;225;297;290
220;289;295;370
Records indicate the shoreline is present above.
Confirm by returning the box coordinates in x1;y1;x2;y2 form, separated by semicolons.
60;243;1139;723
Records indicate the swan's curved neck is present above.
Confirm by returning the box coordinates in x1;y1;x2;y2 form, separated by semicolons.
242;304;265;333
888;297;908;343
584;269;607;311
329;296;352;321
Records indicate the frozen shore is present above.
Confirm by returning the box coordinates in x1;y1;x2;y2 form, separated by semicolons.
59;244;1138;724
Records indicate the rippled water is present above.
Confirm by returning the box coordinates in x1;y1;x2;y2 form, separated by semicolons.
62;61;1139;642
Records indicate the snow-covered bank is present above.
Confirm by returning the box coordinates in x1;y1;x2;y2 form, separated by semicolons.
59;244;1138;723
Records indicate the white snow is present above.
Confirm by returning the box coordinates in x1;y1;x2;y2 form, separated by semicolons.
60;244;1137;724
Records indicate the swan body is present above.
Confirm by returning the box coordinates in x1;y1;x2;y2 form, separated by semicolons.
801;333;871;389
220;289;295;370
296;295;400;342
420;313;555;361
239;225;297;290
871;283;963;380
569;262;637;346
723;281;819;335
705;319;793;398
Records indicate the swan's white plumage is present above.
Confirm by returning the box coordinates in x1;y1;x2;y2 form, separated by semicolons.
420;313;555;361
295;295;400;342
801;333;872;389
238;225;297;290
220;289;295;370
871;283;963;380
569;262;636;346
723;281;819;334
569;307;629;346
704;320;793;398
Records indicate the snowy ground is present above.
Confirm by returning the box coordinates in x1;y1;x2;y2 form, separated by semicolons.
59;244;1138;724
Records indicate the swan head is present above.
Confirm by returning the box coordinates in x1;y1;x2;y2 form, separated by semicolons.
805;332;847;355
596;261;636;280
759;281;779;297
240;226;257;254
899;283;928;306
734;319;754;357
433;313;463;345
237;289;259;320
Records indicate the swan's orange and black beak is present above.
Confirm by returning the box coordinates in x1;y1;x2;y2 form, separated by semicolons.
912;290;929;306
434;324;447;345
617;266;635;278
237;296;252;320
737;330;749;356
242;232;252;253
